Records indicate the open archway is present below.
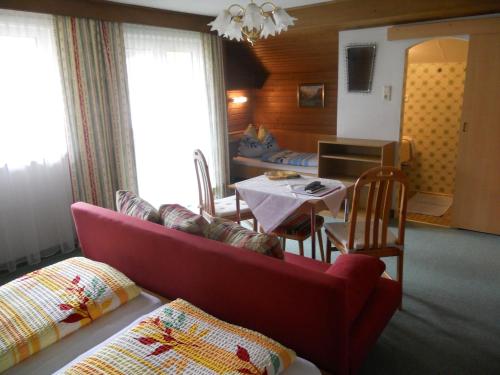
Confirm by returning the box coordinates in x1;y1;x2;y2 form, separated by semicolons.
400;38;469;227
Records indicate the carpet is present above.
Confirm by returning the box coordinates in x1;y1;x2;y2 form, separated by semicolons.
284;219;500;375
408;192;453;217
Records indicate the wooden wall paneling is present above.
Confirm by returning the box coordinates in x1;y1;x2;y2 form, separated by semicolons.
0;0;211;32
251;26;338;135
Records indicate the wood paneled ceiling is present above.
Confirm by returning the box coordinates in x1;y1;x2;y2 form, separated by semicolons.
252;26;338;73
288;0;500;30
250;0;500;74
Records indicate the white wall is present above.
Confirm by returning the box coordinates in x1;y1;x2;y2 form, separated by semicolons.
337;26;469;142
337;26;423;141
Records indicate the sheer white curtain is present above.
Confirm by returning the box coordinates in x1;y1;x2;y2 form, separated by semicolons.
124;24;219;208
0;10;75;272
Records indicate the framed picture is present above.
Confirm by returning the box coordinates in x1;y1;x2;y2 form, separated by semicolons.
298;83;324;108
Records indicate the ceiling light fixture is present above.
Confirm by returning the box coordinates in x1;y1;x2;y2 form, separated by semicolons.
208;1;297;45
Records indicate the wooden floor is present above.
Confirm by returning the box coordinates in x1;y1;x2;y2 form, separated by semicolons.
407;207;452;228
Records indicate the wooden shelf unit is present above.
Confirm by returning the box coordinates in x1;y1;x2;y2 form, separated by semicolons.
318;137;395;181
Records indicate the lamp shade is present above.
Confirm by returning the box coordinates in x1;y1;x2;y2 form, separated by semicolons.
242;2;263;31
208;10;232;36
224;19;244;41
273;7;296;29
261;16;277;39
208;2;297;44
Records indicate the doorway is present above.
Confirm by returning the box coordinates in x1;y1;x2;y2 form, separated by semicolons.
400;38;469;227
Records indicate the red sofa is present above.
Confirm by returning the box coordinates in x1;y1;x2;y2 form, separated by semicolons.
71;202;401;374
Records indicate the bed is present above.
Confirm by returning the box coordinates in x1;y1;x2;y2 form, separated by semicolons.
4;289;165;375
54;299;321;375
231;129;335;181
5;289;320;374
233;155;318;175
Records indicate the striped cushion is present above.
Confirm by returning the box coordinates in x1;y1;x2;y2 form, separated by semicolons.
204;218;284;259
116;190;160;223
159;204;208;236
274;214;324;237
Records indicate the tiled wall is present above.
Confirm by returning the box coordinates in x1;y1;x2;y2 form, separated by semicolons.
402;62;466;194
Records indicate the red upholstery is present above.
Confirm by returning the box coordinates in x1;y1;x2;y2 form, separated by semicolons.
284;252;331;273
71;202;401;374
326;255;386;324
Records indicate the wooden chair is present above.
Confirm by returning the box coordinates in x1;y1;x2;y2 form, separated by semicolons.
324;167;408;306
273;214;325;261
194;149;256;229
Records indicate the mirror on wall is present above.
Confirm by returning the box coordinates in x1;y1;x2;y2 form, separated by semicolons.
346;44;376;93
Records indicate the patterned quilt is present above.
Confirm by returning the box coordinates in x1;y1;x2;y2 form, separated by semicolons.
0;257;140;373
261;150;318;167
62;299;296;375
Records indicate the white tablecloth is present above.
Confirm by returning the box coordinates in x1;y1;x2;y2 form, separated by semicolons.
236;175;347;233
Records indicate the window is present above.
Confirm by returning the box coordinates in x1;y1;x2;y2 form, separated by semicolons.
124;24;215;207
0;10;74;271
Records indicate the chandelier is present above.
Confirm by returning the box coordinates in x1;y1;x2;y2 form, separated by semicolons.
208;1;297;45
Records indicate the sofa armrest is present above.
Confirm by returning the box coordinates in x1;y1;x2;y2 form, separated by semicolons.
326;254;386;324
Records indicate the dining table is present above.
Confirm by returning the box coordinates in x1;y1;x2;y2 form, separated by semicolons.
234;175;354;260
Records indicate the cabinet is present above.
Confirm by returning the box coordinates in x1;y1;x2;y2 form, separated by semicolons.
318;137;395;182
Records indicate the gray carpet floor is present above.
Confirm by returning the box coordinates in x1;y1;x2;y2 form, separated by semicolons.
284;220;500;375
1;222;499;374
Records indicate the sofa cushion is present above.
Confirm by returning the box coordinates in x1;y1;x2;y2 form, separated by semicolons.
116;190;160;223
204;218;284;259
326;254;386;324
159;204;208;236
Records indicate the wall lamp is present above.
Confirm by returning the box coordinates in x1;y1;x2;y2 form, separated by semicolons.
231;96;248;104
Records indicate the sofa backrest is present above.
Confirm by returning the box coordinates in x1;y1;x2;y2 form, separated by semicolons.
71;202;350;374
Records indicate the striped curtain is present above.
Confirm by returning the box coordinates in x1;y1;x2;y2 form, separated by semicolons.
201;33;230;198
54;16;137;209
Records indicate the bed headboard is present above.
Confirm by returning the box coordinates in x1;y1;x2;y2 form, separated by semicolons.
267;129;335;153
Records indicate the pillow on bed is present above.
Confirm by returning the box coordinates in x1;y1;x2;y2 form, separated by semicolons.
238;133;265;158
244;123;258;138
159;203;208;236
257;125;269;142
60;299;296;375
0;257;140;373
261;132;280;153
116;190;160;223
204;218;284;259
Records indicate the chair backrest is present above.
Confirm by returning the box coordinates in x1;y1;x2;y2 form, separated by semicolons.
193;149;215;219
348;166;409;250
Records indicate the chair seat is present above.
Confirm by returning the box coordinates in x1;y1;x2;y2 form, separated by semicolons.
324;221;401;252
214;195;251;218
274;214;324;238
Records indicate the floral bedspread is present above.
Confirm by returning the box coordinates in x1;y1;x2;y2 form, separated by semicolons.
0;257;140;373
62;299;296;375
